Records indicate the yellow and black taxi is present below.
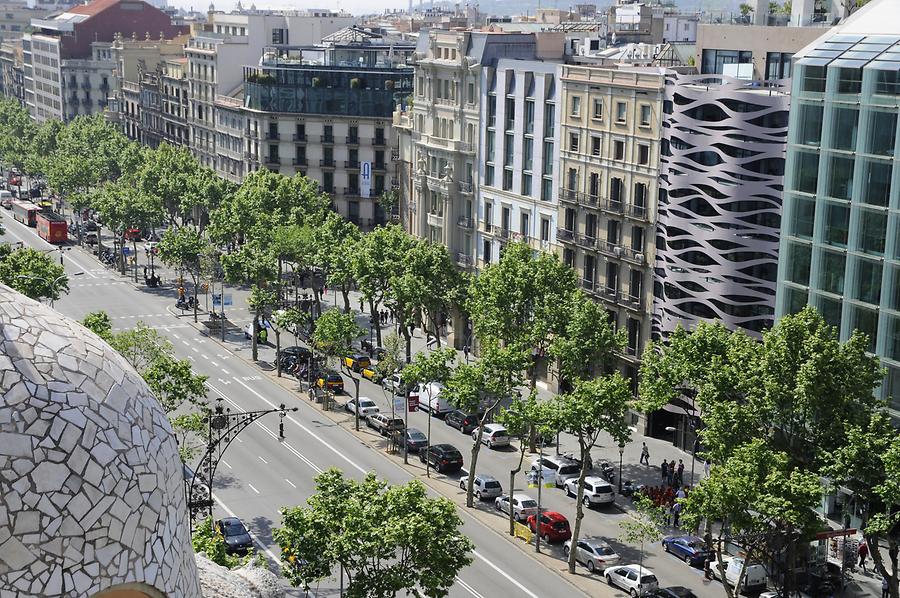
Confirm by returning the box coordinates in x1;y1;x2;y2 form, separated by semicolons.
316;370;345;393
342;353;371;372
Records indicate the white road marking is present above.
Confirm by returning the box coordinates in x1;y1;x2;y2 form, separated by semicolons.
212;495;280;563
285;478;296;488
211;361;219;367
173;334;180;339
258;456;268;464
222;460;232;469
201;354;210;360
217;378;232;385
455;577;486;598
470;550;540;598
182;340;190;346
248;483;260;494
191;347;199;353
236;437;243;443
221;368;230;375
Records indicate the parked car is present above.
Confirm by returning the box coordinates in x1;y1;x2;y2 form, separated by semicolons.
418;443;463;473
410;382;451;416
342;353;371;372
444;409;482;434
458;470;503;500
345;397;380;418
564;537;621;572
711;555;768;592
530;455;581;488
494;493;539;522
564;476;616;507
215;517;253;554
316;371;344;393
527;511;571;544
662;535;710;567
604;564;659;597
381;372;408;396
0;190;12;208
473;423;510;449
650;587;698;598
402;428;428;453
367;412;405;436
280;346;312;362
144;241;159;255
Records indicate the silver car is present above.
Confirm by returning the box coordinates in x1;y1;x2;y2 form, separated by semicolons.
564;537;621;573
494;493;539;522
459;470;503;500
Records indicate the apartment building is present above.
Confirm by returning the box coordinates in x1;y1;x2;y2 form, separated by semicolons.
0;41;24;103
239;41;414;226
556;65;665;371
407;30;539;269
775;2;900;417
0;2;52;45
478;59;561;268
654;74;790;338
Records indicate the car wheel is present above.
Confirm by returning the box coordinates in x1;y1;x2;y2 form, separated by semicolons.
564;546;570;557
583;496;591;508
566;486;573;498
476;491;482;500
587;560;595;573
606;575;613;586
664;543;670;553
630;589;638;598
683;554;691;564
542;533;551;544
459;480;465;490
487;440;493;449
495;501;501;511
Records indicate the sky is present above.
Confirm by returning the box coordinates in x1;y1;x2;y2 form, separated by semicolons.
166;0;416;16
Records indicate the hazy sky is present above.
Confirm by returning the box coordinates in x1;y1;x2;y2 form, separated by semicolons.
166;0;414;16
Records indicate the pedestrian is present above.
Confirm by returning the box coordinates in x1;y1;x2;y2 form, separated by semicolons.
676;487;686;500
661;459;668;481
668;459;676;486
143;266;148;280
672;501;682;527
640;442;650;465
883;577;890;598
704;460;711;477
677;459;685;481
858;541;869;572
359;298;364;312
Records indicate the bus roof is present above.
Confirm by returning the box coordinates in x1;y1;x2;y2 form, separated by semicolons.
37;211;65;222
11;200;39;210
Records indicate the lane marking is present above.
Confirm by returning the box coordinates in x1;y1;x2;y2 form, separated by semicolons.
221;368;230;375
456;577;486;598
236;437;243;443
258;455;268;464
182;340;190;346
285;478;296;488
202;354;210;360
248;483;260;495
211;361;219;367
191;347;199;353
222;460;231;469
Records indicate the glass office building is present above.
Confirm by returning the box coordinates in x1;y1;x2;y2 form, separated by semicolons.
776;21;900;416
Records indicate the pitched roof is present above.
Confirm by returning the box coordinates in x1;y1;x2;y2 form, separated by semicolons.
68;0;125;17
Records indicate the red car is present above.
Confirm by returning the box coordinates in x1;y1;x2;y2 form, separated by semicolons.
527;511;572;544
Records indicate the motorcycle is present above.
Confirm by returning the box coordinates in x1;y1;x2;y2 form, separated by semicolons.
176;296;197;311
598;460;616;484
621;480;643;499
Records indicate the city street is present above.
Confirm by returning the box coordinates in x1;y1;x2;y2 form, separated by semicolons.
1;209;883;598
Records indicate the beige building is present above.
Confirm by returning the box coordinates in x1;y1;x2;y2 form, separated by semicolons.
557;65;665;379
0;1;52;44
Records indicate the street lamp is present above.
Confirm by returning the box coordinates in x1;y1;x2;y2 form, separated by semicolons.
15;272;81;307
618;443;625;493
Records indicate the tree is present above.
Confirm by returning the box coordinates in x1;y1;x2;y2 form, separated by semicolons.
828;414;900;598
378;189;399;219
313;213;360;314
275;469;474;598
247;284;280;362
25;118;63;179
547;375;632;574
401;347;456;475
192;516;256;569
171;411;207;462
109;323;171;373
93;179;164;276
221;243;277;361
158;226;207;322
404;240;465;349
619;494;666;575
0;99;35;173
137;142;205;225
81;310;113;340
141;354;208;413
550;289;624;387
739;2;754;15
444;345;527;507
312;309;365;424
0;246;68;302
271;307;307;377
495;392;547;536
681;440;822;598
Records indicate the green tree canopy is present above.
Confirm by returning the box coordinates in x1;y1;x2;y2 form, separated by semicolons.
275;469;474;598
0;246;68;301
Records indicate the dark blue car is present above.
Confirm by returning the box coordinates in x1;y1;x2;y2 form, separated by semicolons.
662;535;709;567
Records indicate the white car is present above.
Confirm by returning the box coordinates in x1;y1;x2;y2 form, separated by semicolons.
530;455;580;488
494;493;539;522
381;372;407;395
604;564;659;597
564;537;621;573
345;397;380;418
564;476;616;507
472;423;510;449
458;470;503;500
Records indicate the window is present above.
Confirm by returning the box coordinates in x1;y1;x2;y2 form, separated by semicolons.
765;52;793;80
272;28;288;44
837;67;862;95
701;49;752;75
607;219;620;244
540;217;550;242
522;173;532;196
541;177;553;202
639;104;651;126
375;150;385;169
525;100;535;134
796;103;823;146
589;173;600;198
570;95;581;117
591;137;601;156
523;138;533;171
504;134;514;166
638;144;649;165
614;140;625;160
485;164;494;186
505;97;515;131
616;102;626;123
610;177;624;203
483;239;492;263
520;212;529;237
592;98;603;120
501;206;511;231
569;133;579;153
323;125;333;142
626;318;640;355
544;103;555;138
503;168;513;191
323;171;334;193
542;142;554;175
801;64;827;93
831;107;858;151
486;132;495;163
467;82;475;104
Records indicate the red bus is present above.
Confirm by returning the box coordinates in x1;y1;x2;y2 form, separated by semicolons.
36;211;68;244
11;200;39;227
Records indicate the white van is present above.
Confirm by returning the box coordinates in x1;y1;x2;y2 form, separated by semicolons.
411;382;451;416
0;190;12;209
713;555;768;592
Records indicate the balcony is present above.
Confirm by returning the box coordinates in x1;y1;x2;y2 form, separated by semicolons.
626;204;648;220
320;134;334;144
390;177;400;190
293;157;307;166
247;129;259;139
344;187;360;196
581;278;595;291
557;228;575;243
577;234;598;250
621;293;644;310
426;212;444;227
266;132;280;141
598;242;646;265
346;136;359;145
244;152;258;161
456;252;473;267
559;188;599;208
320;159;335;168
265;155;281;166
458;181;473;194
81;82;90;90
345;160;360;169
373;137;386;147
322;186;335;194
293;133;306;142
481;222;494;234
457;216;474;229
498;228;511;240
391;148;399;161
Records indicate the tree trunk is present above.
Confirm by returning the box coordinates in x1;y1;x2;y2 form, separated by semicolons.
192;273;199;323
132;239;139;283
467;425;486;508
509;445;527;536
276;329;282;377
352;373;360;431
341;283;351;314
251;312;259;362
429;312;442;348
373;299;383;347
119;233;127;275
567;438;593;574
403;326;412;364
868;533;899;598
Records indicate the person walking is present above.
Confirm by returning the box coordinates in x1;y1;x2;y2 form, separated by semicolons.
668;459;676;486
661;459;669;482
672;501;683;527
640;442;650;466
677;459;685;483
883;577;890;598
858;541;869;572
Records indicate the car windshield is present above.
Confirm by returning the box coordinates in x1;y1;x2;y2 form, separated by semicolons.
552;521;569;530
359;400;376;407
408;431;426;441
641;575;658;584
595;545;616;556
327;374;342;381
558;465;579;475
485;481;501;489
521;499;537;508
222;521;245;535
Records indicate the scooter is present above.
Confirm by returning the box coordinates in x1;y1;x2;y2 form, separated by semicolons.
621;480;643;499
598;460;616;484
176;296;197;310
